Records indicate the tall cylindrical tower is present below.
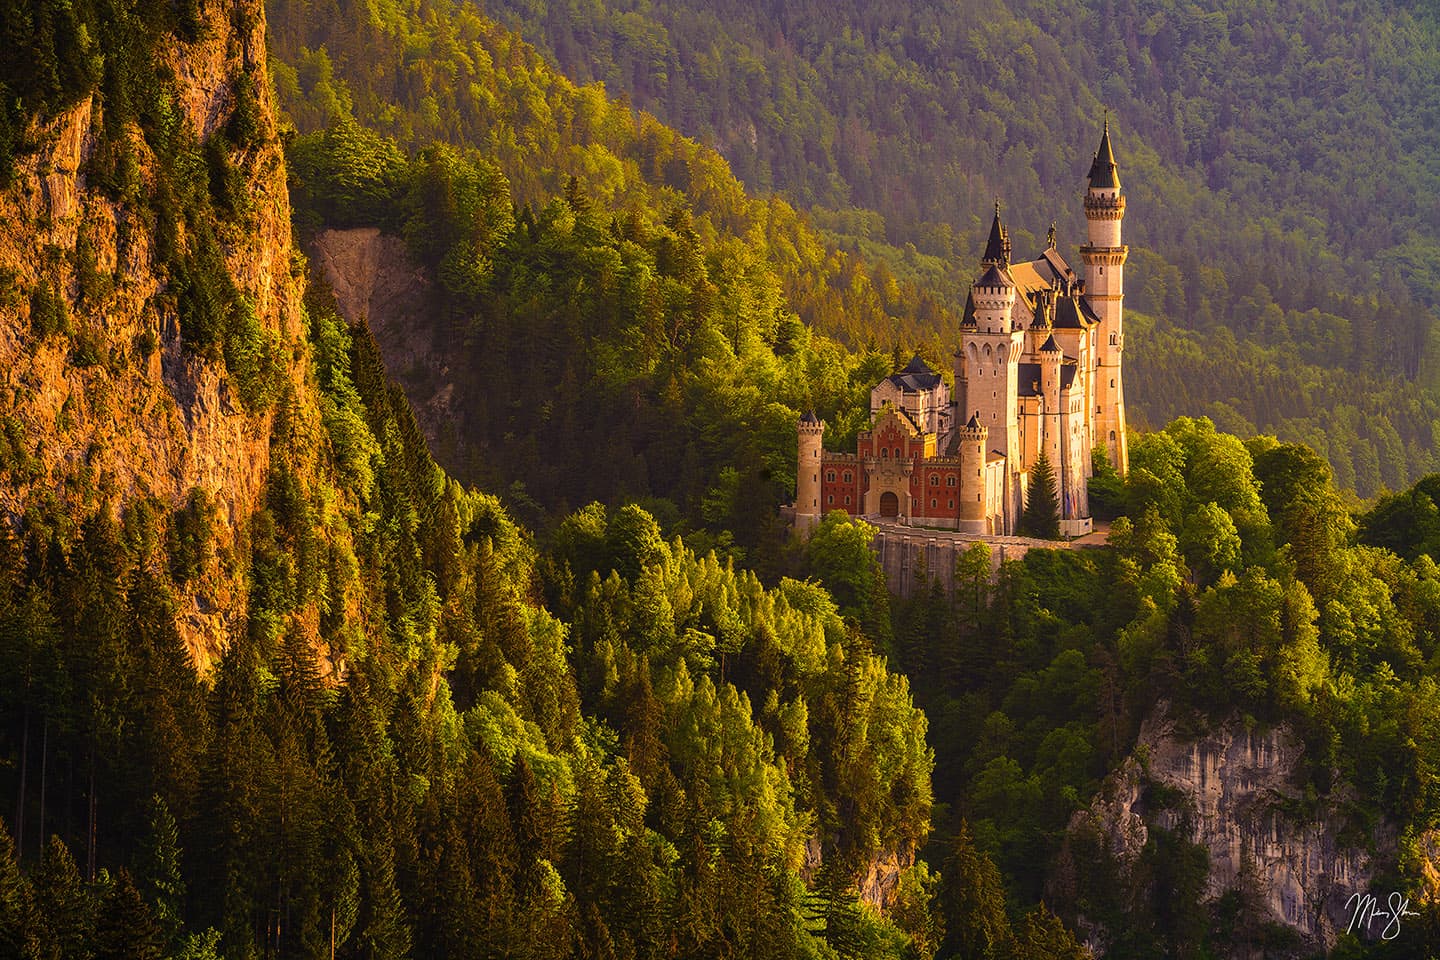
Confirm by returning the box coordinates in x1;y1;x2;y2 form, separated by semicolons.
795;411;825;534
957;413;989;535
1080;117;1129;474
1039;335;1063;485
964;263;1023;463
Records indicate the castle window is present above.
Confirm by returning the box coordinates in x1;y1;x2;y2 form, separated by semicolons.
843;472;852;483
826;470;836;482
949;500;955;509
844;496;851;505
930;475;939;486
1110;379;1115;388
881;448;888;458
947;477;956;487
931;499;937;507
827;495;833;505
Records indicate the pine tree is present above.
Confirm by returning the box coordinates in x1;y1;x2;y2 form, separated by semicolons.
92;870;162;960
33;836;94;960
0;822;39;959
133;797;184;950
1021;454;1061;540
938;821;1011;960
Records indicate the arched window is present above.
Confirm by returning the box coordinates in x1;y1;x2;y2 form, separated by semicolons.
930;475;939;486
947;477;956;487
826;470;836;482
827;495;833;505
843;471;852;483
948;500;955;509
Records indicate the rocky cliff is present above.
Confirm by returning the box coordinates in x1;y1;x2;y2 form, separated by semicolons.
308;226;458;458
0;0;304;667
1064;703;1393;955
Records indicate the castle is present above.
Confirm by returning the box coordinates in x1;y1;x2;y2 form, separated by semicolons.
796;120;1129;538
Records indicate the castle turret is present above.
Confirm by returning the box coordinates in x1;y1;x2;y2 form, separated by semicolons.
1039;334;1063;479
981;200;1011;267
1080;116;1129;474
972;264;1016;335
796;412;825;534
962;243;1024;474
957;413;989;535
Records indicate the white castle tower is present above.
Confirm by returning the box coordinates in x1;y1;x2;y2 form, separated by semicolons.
1080;118;1129;473
965;204;1024;464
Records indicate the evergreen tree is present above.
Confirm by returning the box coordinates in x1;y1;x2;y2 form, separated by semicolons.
133;797;185;950
92;870;162;960
1020;454;1061;540
33;836;94;960
0;822;39;959
938;822;1011;960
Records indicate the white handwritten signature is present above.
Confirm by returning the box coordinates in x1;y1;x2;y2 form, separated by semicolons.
1345;891;1420;940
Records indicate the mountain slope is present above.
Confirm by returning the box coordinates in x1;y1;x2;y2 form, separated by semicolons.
0;0;941;956
1;0;300;663
478;0;1440;496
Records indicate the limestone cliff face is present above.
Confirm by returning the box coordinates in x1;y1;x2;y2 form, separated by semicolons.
0;0;303;667
310;227;461;466
1065;704;1390;955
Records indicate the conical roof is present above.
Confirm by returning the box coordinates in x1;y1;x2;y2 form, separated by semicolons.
1040;334;1062;354
982;201;1010;265
975;263;1012;289
1088;117;1121;190
799;410;821;424
901;355;933;375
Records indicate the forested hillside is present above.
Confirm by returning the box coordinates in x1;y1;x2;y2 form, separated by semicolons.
886;422;1440;956
266;0;987;561
0;0;954;955
478;0;1440;496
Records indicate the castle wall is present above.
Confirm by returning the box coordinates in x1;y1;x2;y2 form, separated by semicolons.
819;454;863;515
872;527;1038;596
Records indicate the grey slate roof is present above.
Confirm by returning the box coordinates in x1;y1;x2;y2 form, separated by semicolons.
976;264;1013;289
1053;295;1099;328
884;356;943;393
1088;120;1121;189
1018;362;1043;396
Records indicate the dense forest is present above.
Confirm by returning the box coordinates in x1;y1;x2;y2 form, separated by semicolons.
473;0;1440;496
0;0;954;957
888;423;1440;956
7;0;1440;954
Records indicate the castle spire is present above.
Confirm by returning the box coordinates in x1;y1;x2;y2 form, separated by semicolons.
982;198;1010;266
1088;114;1121;190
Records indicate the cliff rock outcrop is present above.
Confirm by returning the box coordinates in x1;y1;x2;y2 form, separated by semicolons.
0;0;303;667
1064;704;1392;955
309;227;457;452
